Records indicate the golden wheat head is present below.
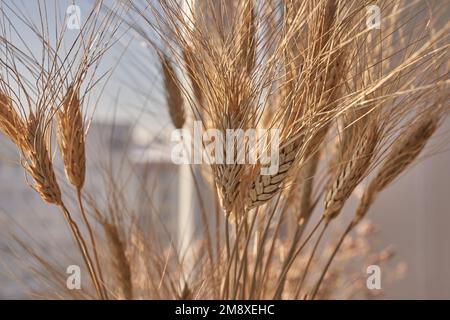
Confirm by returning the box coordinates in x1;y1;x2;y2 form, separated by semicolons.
57;86;86;190
160;54;185;129
23;113;62;204
0;91;25;148
354;115;440;224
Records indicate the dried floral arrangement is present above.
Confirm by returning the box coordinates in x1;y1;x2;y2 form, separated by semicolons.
0;0;448;299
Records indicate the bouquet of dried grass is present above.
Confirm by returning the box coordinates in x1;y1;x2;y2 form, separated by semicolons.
0;0;449;300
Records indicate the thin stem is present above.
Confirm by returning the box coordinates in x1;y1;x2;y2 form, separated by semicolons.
272;216;324;299
295;221;329;298
248;197;280;298
223;217;230;298
76;189;108;299
233;212;258;299
258;206;285;299
58;203;103;299
221;215;247;299
310;220;355;300
214;191;222;297
232;216;239;298
272;226;301;299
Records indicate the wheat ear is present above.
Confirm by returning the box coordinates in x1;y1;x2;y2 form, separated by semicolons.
353;115;439;224
245;0;343;212
103;221;133;300
23;113;62;204
160;53;185;129
311;115;441;300
324;122;378;220
26;112;104;298
245;137;301;210
57;86;86;189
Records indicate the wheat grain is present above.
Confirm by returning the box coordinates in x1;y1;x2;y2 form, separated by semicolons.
245;0;344;212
